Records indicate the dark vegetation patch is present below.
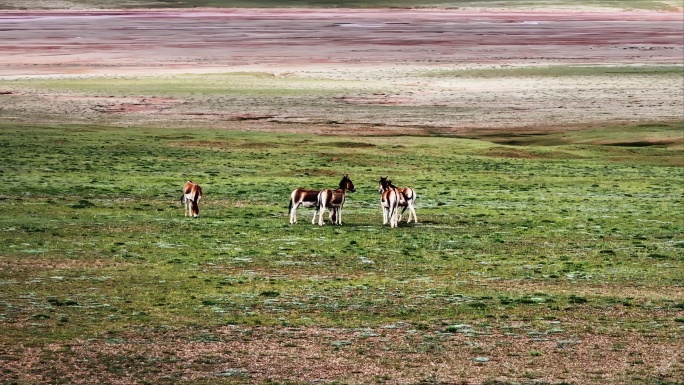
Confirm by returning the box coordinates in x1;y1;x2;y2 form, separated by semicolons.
476;146;582;160
467;122;684;149
479;147;538;159
284;168;340;177
465;122;683;164
601;139;681;148
71;199;95;209
320;141;377;148
172;140;274;150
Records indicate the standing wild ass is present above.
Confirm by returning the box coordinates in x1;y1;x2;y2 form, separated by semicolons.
387;178;418;223
378;177;418;225
378;177;400;227
289;175;356;225
288;187;321;225
316;175;356;226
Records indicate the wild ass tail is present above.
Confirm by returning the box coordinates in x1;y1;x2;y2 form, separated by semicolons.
192;184;202;216
316;190;327;212
389;190;397;219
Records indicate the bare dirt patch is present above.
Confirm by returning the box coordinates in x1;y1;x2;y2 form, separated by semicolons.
87;96;183;114
2;323;682;384
0;257;133;271
0;8;682;134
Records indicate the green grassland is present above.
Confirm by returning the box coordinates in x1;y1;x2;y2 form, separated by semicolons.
0;121;682;383
8;72;354;97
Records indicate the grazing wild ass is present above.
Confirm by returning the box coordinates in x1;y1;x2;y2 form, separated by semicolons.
316;174;356;226
181;180;203;218
378;177;400;227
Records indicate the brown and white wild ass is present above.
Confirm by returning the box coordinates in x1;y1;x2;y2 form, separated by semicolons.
288;187;322;225
387;178;418;223
316;174;356;226
289;175;357;225
181;180;203;218
378;177;400;228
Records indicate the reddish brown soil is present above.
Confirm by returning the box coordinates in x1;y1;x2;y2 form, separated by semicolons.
0;8;682;133
0;8;682;72
3;321;683;385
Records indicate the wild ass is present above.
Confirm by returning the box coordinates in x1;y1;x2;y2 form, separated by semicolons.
181;180;203;218
316;174;356;226
378;177;400;228
288;188;321;225
289;175;355;225
386;178;418;223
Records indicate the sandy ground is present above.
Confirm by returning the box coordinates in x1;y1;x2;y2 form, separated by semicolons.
0;8;682;133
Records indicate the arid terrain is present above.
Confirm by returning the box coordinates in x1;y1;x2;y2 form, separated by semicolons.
0;7;682;135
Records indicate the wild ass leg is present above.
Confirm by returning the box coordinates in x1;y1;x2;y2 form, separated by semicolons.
389;191;399;228
335;206;342;225
318;205;326;226
408;203;418;223
403;205;412;222
184;198;190;217
390;204;399;228
289;198;303;225
192;200;200;218
289;201;298;224
317;191;327;226
381;203;388;225
398;206;407;222
389;203;397;228
289;191;299;225
311;208;318;224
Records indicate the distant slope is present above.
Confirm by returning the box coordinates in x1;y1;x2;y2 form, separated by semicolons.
1;0;682;10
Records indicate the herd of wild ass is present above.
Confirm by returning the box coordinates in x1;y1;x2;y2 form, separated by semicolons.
181;176;417;227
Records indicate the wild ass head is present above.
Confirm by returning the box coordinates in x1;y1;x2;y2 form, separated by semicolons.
378;176;391;192
339;174;356;193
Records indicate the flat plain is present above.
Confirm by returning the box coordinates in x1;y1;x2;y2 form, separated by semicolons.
0;1;682;384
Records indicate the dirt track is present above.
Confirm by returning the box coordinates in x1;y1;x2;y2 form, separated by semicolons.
0;8;682;133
